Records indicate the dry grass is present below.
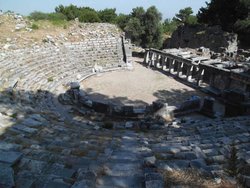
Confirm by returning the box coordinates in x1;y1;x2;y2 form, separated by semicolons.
160;169;238;188
71;149;88;157
0;14;68;47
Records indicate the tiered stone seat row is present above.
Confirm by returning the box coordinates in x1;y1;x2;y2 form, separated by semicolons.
146;116;250;182
0;36;123;92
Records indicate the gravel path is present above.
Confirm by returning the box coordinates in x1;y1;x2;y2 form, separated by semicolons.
82;59;205;106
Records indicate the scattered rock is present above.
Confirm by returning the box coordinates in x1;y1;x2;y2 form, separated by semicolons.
15;23;26;30
0;151;23;165
144;156;156;166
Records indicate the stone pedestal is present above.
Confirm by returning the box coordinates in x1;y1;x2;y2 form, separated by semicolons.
186;66;193;82
162;65;167;71
197;69;204;87
177;62;184;77
169;59;175;74
144;50;150;64
201;97;215;117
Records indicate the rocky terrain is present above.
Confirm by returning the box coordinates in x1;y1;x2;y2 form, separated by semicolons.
0;12;249;188
0;87;250;187
0;13;121;51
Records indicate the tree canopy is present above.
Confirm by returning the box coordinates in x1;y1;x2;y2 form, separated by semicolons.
197;0;249;32
54;5;164;48
98;8;117;23
162;7;197;35
124;6;163;48
197;0;250;47
28;2;250;49
173;7;197;25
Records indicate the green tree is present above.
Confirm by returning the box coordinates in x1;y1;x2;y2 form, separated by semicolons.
163;19;178;34
115;14;130;30
173;7;197;25
78;7;100;22
125;17;144;46
197;0;249;31
123;6;163;48
131;7;145;21
124;7;146;46
55;5;100;22
98;8;117;23
197;0;250;47
142;6;163;48
55;4;79;20
79;11;100;22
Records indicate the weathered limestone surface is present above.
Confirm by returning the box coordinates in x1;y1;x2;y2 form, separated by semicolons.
0;82;250;187
0;23;126;94
165;25;238;53
0;98;249;187
0;17;249;187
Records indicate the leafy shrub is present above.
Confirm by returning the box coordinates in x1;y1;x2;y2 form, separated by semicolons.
234;18;250;32
48;12;66;21
31;23;39;30
226;142;239;177
98;8;117;23
55;4;100;23
29;12;67;26
29;11;48;21
116;14;130;30
163;19;178;35
47;77;53;82
79;11;100;23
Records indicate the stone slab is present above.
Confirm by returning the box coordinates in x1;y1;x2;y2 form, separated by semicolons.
13;124;38;134
0;141;21;151
104;162;142;176
96;176;143;188
145;180;164;188
0;165;15;187
0;150;22;165
22;118;43;127
71;180;94;188
42;181;71;188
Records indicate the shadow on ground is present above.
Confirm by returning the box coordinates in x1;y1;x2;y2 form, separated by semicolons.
83;87;204;107
0;87;243;187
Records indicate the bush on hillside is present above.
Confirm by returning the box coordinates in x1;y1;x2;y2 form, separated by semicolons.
29;11;48;20
98;8;117;23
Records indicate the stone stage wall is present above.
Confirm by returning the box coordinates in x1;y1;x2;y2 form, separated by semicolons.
144;48;250;116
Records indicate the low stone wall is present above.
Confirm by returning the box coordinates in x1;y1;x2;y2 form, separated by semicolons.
144;48;250;116
59;84;202;119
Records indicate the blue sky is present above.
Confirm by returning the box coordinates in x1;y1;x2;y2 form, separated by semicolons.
0;0;208;19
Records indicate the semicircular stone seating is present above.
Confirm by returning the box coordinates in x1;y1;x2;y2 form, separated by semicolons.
0;24;125;112
1;21;250;188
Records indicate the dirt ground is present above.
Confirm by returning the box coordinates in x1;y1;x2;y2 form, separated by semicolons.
82;59;206;107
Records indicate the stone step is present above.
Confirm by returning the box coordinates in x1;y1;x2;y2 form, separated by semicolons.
96;175;144;188
110;151;140;162
103;162;143;176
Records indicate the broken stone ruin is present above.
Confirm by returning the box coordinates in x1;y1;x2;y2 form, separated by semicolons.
0;11;249;188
